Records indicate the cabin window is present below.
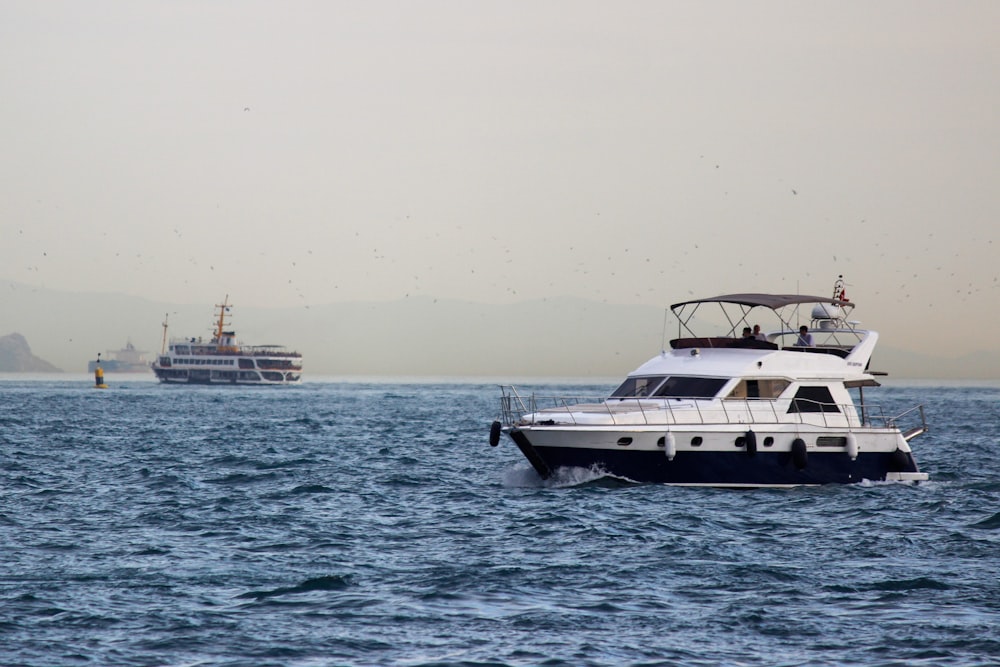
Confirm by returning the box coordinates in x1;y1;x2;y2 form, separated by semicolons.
610;376;666;398
652;376;727;399
816;436;848;447
787;386;841;413
726;378;790;400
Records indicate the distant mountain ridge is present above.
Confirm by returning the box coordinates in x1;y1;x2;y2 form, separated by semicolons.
0;333;61;372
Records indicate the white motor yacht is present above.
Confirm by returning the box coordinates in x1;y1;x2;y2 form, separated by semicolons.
490;278;928;487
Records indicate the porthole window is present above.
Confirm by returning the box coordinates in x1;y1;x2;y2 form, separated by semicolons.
617;437;633;447
763;436;774;447
691;436;703;447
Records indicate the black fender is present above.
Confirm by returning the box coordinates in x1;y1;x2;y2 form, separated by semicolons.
791;438;808;470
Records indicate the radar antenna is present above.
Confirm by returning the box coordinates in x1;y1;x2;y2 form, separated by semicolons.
214;295;231;341
833;275;848;302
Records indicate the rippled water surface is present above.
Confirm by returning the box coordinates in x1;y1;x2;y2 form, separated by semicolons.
2;377;999;666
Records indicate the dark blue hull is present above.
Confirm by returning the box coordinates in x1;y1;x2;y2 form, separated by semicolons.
509;430;921;486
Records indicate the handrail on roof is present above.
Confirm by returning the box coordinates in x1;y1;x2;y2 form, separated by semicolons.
670;293;852;311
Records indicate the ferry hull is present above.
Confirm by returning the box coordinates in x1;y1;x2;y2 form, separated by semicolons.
508;427;925;487
152;369;301;386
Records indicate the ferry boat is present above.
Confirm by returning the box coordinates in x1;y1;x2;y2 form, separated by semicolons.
151;297;303;385
490;277;928;487
87;341;150;373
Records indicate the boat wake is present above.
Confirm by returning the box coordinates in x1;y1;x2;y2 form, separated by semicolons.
856;477;930;488
502;463;639;489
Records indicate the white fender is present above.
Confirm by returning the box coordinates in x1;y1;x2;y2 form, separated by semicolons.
664;431;676;461
846;432;859;461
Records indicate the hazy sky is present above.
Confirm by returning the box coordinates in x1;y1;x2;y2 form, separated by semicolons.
3;1;999;356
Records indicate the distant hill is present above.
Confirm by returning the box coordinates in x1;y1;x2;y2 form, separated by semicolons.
0;333;61;372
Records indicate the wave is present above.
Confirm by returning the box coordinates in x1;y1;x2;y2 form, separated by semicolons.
236;574;352;601
970;511;1000;530
867;577;951;592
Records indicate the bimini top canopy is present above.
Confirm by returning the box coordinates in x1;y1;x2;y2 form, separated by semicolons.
668;291;860;344
670;293;851;312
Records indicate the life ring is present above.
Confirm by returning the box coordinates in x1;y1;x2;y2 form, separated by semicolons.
791;438;808;470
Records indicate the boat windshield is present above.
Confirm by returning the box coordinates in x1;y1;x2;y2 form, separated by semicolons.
610;375;728;399
610;376;666;398
652;376;728;398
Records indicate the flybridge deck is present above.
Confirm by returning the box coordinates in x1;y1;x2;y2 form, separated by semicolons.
669;291;862;353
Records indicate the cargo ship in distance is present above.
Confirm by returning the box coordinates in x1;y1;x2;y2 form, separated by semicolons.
88;341;150;373
151;296;303;385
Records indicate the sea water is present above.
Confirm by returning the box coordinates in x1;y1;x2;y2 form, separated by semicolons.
1;377;999;667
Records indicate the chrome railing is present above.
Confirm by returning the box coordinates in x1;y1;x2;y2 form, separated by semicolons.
498;386;927;433
888;404;929;439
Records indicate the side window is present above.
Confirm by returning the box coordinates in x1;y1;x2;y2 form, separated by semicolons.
729;379;761;398
726;379;789;400
759;379;790;398
787;386;840;413
727;380;748;399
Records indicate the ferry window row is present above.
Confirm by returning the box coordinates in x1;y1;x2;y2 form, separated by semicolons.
173;358;236;366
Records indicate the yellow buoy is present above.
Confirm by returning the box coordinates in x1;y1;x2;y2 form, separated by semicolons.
94;357;108;389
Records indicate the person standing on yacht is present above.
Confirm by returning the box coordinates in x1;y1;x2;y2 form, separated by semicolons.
795;326;815;347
